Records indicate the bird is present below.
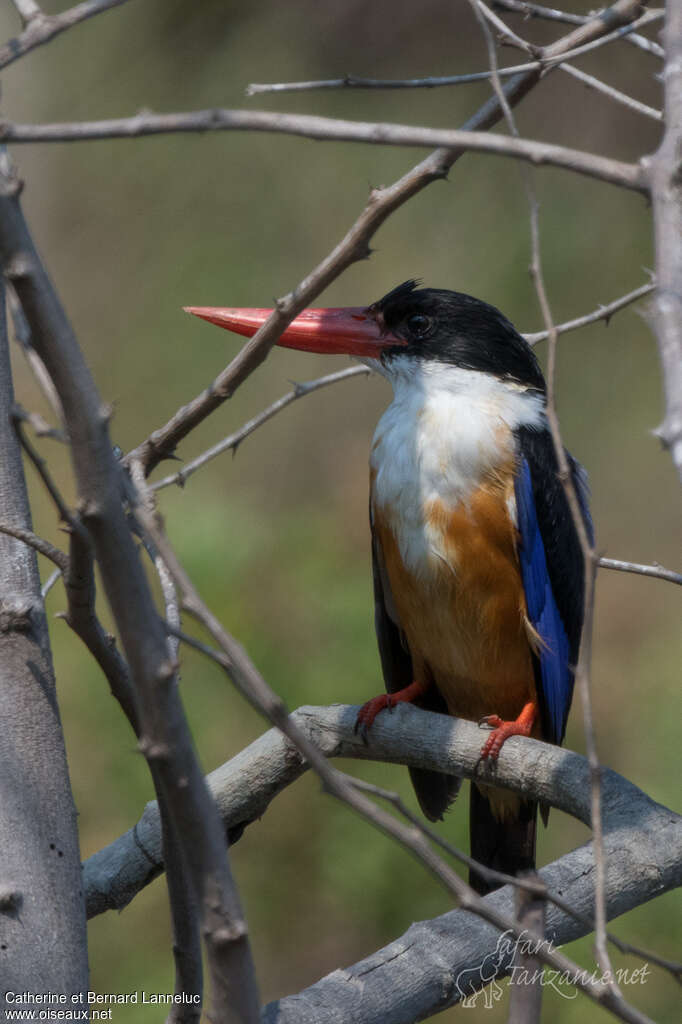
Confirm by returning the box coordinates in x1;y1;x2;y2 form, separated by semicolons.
185;280;591;893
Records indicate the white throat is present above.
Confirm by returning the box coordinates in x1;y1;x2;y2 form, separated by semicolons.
369;358;546;573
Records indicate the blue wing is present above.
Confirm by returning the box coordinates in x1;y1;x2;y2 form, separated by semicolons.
515;451;586;744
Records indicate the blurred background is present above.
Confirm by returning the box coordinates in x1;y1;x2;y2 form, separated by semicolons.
1;0;679;1020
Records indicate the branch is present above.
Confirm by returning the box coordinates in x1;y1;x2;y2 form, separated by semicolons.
644;2;682;483
0;112;647;192
83;705;682;1022
523;279;655;344
493;0;664;57
558;64;662;123
0;153;260;1023
0;0;129;72
599;556;682;587
0;521;67;569
124;0;647;479
150;365;370;492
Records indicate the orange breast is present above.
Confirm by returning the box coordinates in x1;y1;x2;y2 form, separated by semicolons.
372;468;538;728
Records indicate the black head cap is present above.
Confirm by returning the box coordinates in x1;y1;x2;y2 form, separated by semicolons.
367;281;546;393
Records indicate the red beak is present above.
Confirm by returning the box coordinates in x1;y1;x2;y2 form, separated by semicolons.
183;304;405;357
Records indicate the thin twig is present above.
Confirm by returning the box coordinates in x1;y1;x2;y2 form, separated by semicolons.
10;0;42;28
599;557;682;587
247;8;661;94
0;0;130;72
41;567;62;599
0;113;648;193
524;279;656;344
493;0;664;57
558;64;662;122
0;522;67;569
150;365;369;492
8;285;66;429
12;402;66;442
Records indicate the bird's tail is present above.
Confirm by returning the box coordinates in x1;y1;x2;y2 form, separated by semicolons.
468;783;537;895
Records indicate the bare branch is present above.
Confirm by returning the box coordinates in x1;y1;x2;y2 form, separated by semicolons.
0;0;130;72
8;284;66;428
599;556;682;586
247;67;543;95
12;401;66;442
558;63;663;122
0;521;67;569
645;2;682;483
41;566;62;598
150;365;370;492
10;0;42;28
0;112;648;192
493;0;664;57
523;279;656;344
83;704;682;1022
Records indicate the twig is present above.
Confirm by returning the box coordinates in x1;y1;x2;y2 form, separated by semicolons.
12;410;75;525
150;365;370;492
523;279;656;344
12;402;66;442
8;284;66;429
0;113;648;193
0;0;130;72
599;557;682;587
247;67;546;95
247;7;661;94
0;522;67;569
125;0;648;479
493;0;664;57
558;64;662;122
10;0;42;28
41;566;62;598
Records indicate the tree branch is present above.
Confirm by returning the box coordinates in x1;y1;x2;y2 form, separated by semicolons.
645;1;682;483
82;704;682;1022
493;0;664;57
0;0;129;72
0;112;648;192
150;365;370;492
599;556;682;586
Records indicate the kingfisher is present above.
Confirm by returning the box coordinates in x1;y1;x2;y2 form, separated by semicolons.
185;281;591;892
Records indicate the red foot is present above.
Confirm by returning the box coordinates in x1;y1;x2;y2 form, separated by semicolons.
479;701;536;761
355;679;428;738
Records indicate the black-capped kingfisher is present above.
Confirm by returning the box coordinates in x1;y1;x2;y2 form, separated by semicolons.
185;281;591;893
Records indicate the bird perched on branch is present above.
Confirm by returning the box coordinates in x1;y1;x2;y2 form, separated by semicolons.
186;281;591;893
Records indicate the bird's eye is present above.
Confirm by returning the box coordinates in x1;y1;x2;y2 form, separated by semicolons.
406;313;431;337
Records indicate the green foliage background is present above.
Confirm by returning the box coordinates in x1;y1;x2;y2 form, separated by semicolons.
1;1;679;1020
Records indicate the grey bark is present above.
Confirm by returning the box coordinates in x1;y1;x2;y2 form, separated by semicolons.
0;281;88;1006
648;0;682;481
81;704;681;1021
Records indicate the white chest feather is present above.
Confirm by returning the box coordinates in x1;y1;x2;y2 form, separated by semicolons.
369;362;545;575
